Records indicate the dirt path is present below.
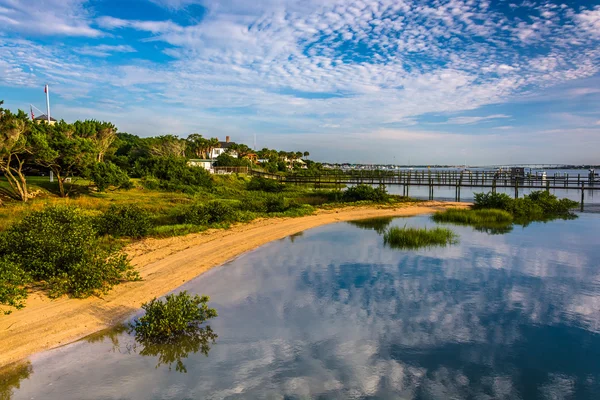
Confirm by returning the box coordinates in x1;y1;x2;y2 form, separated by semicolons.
0;202;466;368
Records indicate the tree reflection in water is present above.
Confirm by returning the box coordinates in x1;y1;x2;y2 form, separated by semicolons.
129;326;217;373
347;217;394;234
85;324;217;373
0;361;33;400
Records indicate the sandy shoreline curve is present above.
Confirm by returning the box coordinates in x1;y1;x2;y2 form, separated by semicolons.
0;202;467;368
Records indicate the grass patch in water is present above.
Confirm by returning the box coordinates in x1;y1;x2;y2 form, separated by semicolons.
432;208;513;225
383;226;458;250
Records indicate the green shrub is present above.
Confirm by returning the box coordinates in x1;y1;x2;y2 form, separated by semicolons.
130;291;217;343
134;156;213;192
383;226;458;249
265;195;288;213
247;177;284;193
204;201;236;223
342;185;389;202
473;191;578;221
473;192;513;210
140;176;160;190
0;206;139;299
239;198;268;213
176;201;237;225
97;204;152;238
88;162;132;192
0;257;30;314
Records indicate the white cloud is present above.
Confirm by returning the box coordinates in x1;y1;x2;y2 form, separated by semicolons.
0;0;102;37
442;114;511;125
75;44;137;57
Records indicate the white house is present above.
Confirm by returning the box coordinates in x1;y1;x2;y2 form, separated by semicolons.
210;136;238;159
187;159;214;172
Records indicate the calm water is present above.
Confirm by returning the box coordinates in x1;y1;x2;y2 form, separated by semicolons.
4;214;600;399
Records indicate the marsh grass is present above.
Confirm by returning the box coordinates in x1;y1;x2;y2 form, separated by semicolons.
432;208;513;225
383;226;458;250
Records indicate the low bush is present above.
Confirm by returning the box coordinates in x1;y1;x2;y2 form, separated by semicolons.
383;226;458;250
247;177;284;193
0;257;30;314
0;206;139;299
88;162;132;192
97;204;152;238
134;156;213;192
342;185;389;202
265;195;288;213
176;201;237;225
474;190;578;221
473;192;513;210
130;291;217;343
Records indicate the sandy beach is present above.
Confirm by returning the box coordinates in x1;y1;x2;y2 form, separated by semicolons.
0;202;466;368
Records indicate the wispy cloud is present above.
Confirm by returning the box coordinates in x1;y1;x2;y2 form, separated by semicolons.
0;0;102;37
442;115;511;125
74;44;137;57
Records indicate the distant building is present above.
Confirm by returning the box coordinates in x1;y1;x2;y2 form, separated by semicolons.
188;159;214;172
210;136;237;159
34;114;57;125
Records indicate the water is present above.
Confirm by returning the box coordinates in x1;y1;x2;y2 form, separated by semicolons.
4;214;600;399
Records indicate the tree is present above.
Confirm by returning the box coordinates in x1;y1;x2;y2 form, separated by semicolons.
147;135;186;158
73;120;117;162
213;153;250;167
186;134;208;159
303;151;310;159
0;102;32;202
206;138;220;160
30;121;97;197
88;162;132;192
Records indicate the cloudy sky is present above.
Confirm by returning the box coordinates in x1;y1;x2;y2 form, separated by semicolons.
1;0;599;164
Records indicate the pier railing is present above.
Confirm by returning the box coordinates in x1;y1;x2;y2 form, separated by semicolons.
250;169;599;209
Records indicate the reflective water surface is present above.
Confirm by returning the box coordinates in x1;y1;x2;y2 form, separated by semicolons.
5;214;600;399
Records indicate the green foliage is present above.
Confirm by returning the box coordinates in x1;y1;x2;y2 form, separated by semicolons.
0;257;30;314
30;121;98;197
247;176;284;193
176;200;236;225
342;184;389;202
0;206;139;299
473;190;578;221
134;156;213;192
97;204;152;238
473;192;514;210
264;195;288;213
383;226;458;250
130;291;217;343
88;161;132;192
213;153;250;167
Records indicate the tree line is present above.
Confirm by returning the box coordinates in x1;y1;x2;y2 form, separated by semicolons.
0;101;316;203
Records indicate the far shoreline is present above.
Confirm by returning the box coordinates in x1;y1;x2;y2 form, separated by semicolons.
0;201;468;368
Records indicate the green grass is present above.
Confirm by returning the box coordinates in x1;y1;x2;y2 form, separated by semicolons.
432;208;513;225
383;226;458;250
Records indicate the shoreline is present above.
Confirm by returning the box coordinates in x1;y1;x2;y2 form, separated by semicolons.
0;202;467;368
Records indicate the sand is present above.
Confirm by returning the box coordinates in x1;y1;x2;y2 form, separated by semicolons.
0;202;467;368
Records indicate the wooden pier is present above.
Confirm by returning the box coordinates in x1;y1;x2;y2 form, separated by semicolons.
250;169;599;210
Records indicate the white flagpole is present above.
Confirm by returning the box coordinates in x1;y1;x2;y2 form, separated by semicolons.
45;84;51;122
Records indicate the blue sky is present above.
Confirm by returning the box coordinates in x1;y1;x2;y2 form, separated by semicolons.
1;0;599;164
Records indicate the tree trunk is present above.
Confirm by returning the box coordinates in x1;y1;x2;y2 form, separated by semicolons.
56;172;66;197
0;156;28;202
